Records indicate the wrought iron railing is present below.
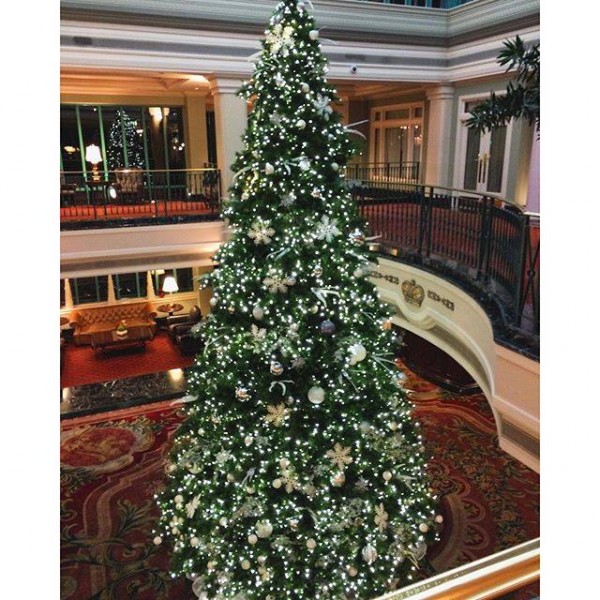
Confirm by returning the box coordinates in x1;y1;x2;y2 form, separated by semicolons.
351;181;540;357
60;168;222;229
345;162;420;184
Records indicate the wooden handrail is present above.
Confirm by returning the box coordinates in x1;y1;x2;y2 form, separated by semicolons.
376;538;539;600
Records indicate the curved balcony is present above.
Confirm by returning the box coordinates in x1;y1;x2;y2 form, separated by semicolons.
352;181;539;360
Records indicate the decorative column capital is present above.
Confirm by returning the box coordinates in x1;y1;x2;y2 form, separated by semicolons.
425;84;455;101
208;75;246;96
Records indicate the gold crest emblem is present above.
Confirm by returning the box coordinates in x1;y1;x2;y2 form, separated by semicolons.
401;279;425;307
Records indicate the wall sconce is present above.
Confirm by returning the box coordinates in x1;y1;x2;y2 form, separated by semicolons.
85;144;102;181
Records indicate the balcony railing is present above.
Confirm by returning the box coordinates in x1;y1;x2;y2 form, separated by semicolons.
345;162;421;184
351;181;540;358
60;168;222;230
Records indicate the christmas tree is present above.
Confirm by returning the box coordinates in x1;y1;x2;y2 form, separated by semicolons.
107;108;144;170
154;1;440;598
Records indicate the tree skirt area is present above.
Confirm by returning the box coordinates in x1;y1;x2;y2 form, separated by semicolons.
60;365;540;600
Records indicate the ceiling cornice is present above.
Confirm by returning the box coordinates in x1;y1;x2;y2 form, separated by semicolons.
60;0;539;48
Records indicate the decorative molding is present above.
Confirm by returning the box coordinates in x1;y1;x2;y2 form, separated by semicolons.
427;290;455;311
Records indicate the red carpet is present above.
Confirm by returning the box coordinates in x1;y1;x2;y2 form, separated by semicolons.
61;331;194;389
60;362;539;599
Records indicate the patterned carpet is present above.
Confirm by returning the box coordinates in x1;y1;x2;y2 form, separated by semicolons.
60;362;540;599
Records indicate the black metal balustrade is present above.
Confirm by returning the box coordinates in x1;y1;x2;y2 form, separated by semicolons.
345;162;420;184
60;168;222;229
351;181;540;358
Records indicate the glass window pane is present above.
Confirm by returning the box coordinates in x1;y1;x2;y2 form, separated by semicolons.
112;272;148;300
175;268;194;292
60;280;66;308
412;124;422;164
385;108;410;120
72;276;108;304
384;127;408;163
413;107;423;118
79;106;104;179
60;105;82;174
487;126;507;193
463;128;481;190
166;106;186;170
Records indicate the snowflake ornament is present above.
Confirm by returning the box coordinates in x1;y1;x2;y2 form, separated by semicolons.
265;403;290;427
374;503;389;532
326;443;353;470
266;23;295;56
314;94;333;120
314;215;341;242
248;219;276;245
280;191;297;208
186;495;201;518
263;269;296;294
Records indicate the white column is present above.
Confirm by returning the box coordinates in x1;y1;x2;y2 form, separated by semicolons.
64;278;74;309
107;275;116;303
425;85;455;188
208;76;249;199
183;91;210;168
147;271;158;300
526;130;540;213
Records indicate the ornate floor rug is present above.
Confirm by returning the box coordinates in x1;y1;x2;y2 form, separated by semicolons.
60;365;540;599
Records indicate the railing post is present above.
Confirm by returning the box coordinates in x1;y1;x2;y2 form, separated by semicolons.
476;196;493;282
416;185;431;262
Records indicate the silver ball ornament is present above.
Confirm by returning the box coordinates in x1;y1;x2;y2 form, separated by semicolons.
362;544;378;564
319;319;336;335
270;361;284;376
308;386;325;404
252;305;264;320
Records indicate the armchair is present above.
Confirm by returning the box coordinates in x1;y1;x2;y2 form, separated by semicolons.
173;323;205;355
167;305;202;342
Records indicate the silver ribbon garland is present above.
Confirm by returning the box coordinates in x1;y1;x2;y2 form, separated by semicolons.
267;246;292;261
241;467;256;487
269;380;295;395
311;287;341;308
338;369;359;393
344;119;369;140
372;354;396;373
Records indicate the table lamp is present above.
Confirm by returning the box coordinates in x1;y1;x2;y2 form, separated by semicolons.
85;144;103;181
162;273;179;311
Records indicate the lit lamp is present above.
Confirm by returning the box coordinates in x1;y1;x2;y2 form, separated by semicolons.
85;144;103;181
162;273;179;313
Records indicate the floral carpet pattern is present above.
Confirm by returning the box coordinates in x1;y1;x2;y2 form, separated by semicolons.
60;365;540;599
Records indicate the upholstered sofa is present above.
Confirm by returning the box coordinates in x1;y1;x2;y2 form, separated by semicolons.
70;302;157;346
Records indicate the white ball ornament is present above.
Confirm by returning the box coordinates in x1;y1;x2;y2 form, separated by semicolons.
296;119;306;130
419;523;430;533
301;83;310;93
331;162;339;171
435;515;444;524
219;517;228;527
252;305;264;320
309;29;319;40
272;478;282;489
153;536;162;545
308;386;325;404
348;343;367;365
190;537;200;547
265;162;275;175
347;566;358;577
248;534;258;545
174;494;184;504
244;436;254;446
383;471;393;481
279;458;290;469
362;544;378;564
241;559;251;570
306;538;317;550
256;521;273;538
